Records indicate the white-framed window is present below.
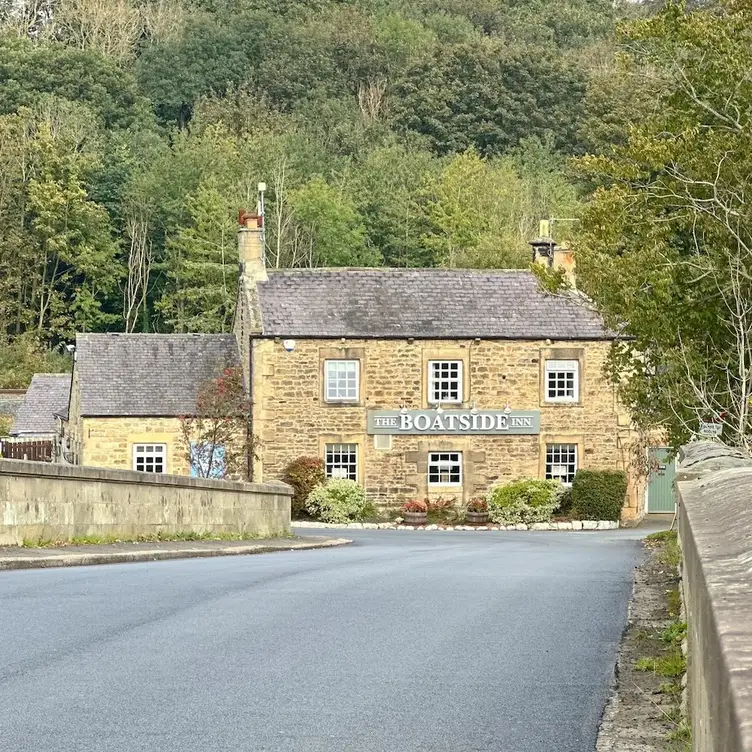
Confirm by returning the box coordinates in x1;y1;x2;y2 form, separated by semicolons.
133;443;167;474
545;444;578;485
429;360;462;404
325;360;359;402
545;360;579;402
325;443;358;481
428;451;462;486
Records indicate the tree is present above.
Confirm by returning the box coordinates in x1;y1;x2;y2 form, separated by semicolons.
421;144;580;268
179;366;254;480
0;99;121;342
575;0;752;449
390;39;587;157
158;179;237;333
0;36;150;129
289;178;382;267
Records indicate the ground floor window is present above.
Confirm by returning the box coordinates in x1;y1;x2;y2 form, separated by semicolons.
428;451;462;486
545;443;578;485
133;443;167;473
325;443;358;480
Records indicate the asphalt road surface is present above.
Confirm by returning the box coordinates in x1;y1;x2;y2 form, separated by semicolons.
0;528;645;752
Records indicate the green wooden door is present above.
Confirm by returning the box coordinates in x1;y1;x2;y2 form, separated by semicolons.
648;448;676;513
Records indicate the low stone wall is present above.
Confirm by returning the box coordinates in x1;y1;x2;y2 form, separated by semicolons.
676;442;752;752
0;459;292;546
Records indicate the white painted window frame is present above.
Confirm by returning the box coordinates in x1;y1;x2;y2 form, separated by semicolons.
545;443;578;485
325;443;358;481
428;360;463;404
544;359;580;403
324;359;360;403
132;443;167;474
427;451;463;487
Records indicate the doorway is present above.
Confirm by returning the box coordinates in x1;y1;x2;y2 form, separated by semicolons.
647;447;676;513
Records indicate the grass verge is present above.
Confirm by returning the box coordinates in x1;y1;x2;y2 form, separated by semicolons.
637;529;691;751
21;530;293;548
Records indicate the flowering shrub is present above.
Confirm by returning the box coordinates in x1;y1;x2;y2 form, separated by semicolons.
306;479;371;523
284;456;325;518
401;499;428;513
486;480;561;525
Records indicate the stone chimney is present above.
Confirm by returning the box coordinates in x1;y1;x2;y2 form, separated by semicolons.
529;220;576;286
238;208;267;283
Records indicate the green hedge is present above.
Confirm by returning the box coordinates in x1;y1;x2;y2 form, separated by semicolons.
571;470;627;521
486;479;561;525
556;486;574;516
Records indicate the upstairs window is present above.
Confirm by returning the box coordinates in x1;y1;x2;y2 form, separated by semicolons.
429;360;462;404
545;444;578;485
325;360;359;402
133;444;166;474
325;443;358;481
545;360;579;403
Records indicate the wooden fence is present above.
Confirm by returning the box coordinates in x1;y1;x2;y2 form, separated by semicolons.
0;439;54;462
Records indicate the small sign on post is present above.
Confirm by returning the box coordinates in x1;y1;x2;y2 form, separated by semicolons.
699;421;723;438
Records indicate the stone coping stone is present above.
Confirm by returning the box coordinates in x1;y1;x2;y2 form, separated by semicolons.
293;520;620;531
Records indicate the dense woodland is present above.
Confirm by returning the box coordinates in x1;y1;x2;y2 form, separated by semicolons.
5;0;750;453
0;0;650;359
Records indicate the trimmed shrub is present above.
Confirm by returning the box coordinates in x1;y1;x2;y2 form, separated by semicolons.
571;470;628;521
306;479;371;523
556;486;574;516
486;479;561;525
283;456;325;518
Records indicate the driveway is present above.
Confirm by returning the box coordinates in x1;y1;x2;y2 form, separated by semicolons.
0;529;644;752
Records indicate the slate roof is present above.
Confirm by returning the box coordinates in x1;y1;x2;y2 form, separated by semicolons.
75;334;241;417
257;269;613;340
0;391;25;418
10;374;71;436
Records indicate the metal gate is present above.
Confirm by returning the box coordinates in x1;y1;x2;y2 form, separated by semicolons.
647;447;676;513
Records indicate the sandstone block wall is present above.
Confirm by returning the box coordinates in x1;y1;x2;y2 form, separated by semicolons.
81;416;189;474
251;337;644;518
0;458;291;545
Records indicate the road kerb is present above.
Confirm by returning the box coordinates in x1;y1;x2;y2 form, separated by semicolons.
0;536;352;571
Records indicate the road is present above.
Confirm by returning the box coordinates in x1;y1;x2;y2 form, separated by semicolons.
0;528;645;752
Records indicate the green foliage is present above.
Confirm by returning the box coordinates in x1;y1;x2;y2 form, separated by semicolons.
0;0;629;347
284;456;326;518
158;179;237;333
661;621;687;646
571;469;627;521
575;0;752;450
305;478;372;523
486;479;561;525
0;36;149;129
634;653;686;678
555;485;574;516
0;416;11;436
21;529;284;547
0;336;71;388
390;39;586;157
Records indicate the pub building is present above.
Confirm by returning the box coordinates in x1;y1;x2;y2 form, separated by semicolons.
235;209;645;523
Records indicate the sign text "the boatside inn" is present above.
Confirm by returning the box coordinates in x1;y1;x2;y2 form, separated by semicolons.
366;409;541;435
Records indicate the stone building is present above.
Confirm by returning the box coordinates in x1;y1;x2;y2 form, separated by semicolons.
234;213;645;521
64;333;239;474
